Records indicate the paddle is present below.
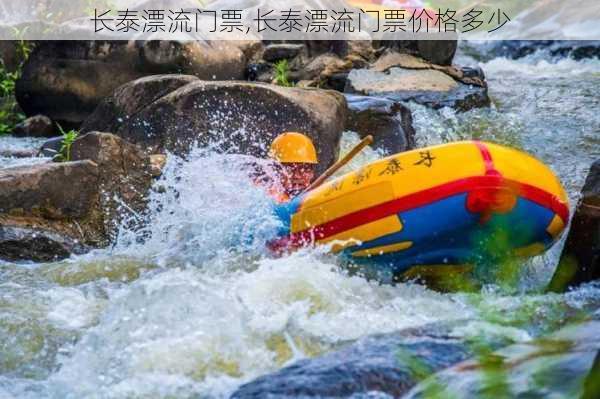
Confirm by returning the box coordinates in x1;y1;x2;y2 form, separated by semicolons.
303;135;374;193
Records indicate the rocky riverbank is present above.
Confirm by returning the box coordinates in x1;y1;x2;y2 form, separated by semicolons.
2;38;485;261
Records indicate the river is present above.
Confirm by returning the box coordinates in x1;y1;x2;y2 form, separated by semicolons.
1;43;600;398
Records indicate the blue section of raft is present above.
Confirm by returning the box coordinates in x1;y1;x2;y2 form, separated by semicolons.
342;194;557;274
272;192;557;274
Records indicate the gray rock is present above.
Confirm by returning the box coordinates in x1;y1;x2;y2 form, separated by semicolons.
0;148;37;158
81;76;348;174
12;114;54;137
0;225;86;263
263;44;305;62
549;159;600;292
231;323;504;399
345;94;415;154
38;136;63;158
345;67;490;111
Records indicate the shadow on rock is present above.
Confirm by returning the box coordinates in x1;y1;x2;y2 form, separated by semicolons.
231;322;506;399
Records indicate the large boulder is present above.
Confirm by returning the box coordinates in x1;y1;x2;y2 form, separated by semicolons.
548;160;600;292
231;322;504;399
15;40;258;127
405;320;600;399
81;76;348;174
0;132;154;261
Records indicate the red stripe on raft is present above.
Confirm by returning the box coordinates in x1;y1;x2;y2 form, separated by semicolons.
268;176;570;252
473;140;501;176
471;141;568;222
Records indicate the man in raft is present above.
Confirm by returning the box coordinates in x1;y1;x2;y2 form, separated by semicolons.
261;132;318;203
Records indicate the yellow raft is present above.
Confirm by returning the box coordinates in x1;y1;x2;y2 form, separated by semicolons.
269;141;569;274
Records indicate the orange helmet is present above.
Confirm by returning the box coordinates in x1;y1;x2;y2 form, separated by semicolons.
269;132;318;164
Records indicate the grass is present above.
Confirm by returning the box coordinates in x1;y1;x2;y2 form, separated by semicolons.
54;125;79;162
274;59;294;87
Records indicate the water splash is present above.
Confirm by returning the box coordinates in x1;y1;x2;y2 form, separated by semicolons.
112;147;284;269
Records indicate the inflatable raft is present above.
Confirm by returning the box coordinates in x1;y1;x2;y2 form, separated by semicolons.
268;141;569;275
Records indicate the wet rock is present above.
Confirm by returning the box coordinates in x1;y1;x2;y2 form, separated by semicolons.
15;40;256;127
0;148;37;158
0;225;86;262
548;160;600;292
1;132;154;260
70;132;153;234
149;154;167;177
263;44;305;62
38;136;63;158
12;114;54;137
345;94;416;154
297;53;367;91
81;76;347;174
246;61;274;82
0;161;99;219
405;320;600;399
461;65;486;80
232;323;504;399
0;160;104;260
345;65;490;111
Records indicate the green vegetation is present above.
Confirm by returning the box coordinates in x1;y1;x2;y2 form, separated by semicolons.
54;125;79;162
0;33;34;136
274;59;294;87
12;27;33;61
0;64;25;136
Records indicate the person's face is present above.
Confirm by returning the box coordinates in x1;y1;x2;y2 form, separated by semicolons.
280;163;315;195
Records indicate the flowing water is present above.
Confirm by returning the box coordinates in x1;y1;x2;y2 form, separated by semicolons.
2;45;600;398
